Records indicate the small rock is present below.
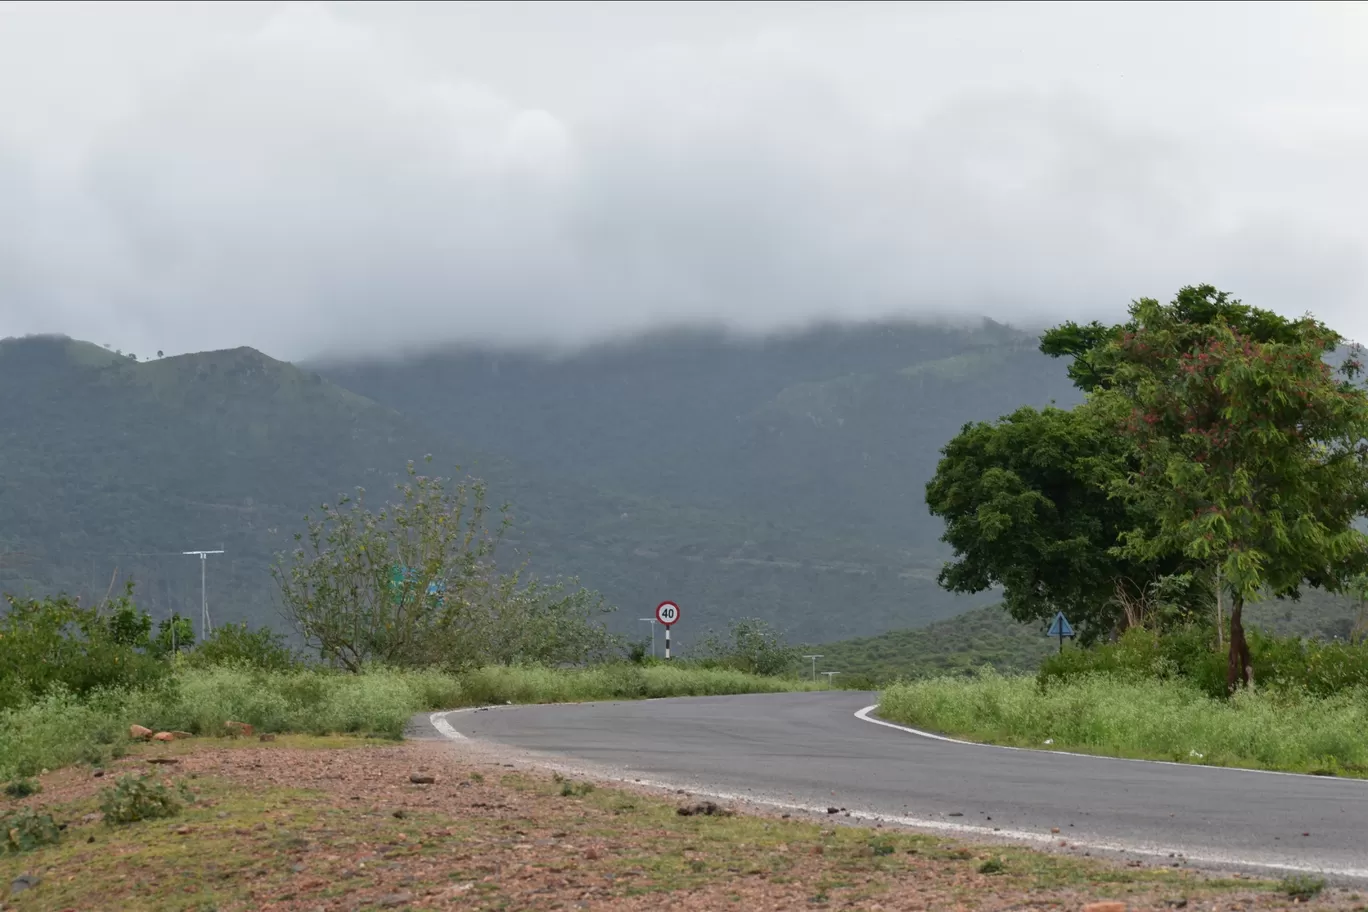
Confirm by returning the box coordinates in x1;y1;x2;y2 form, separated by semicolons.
152;732;175;743
826;807;840;814
81;813;100;825
170;731;194;740
223;721;254;738
409;774;436;785
392;809;407;819
129;725;153;741
145;757;179;765
92;769;104;778
376;893;413;908
1081;904;1127;912
87;835;95;843
584;848;600;861
1050;827;1061;834
948;812;963;817
9;874;39;896
810;845;824;856
174;826;190;836
258;733;277;742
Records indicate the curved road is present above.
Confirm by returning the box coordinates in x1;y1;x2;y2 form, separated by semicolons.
412;691;1368;881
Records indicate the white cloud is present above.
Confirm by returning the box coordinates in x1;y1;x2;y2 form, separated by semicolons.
1;0;1367;359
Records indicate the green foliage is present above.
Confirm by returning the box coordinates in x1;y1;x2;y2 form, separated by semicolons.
0;587;169;711
1038;627;1226;696
3;778;40;799
691;618;799;676
978;857;1005;875
184;622;299;671
1279;875;1326;901
1040;625;1368;699
0;663;813;782
1094;287;1368;687
1;807;61;853
273;459;619;671
880;670;1368;776
152;615;196;657
820;605;1058;683
926;406;1203;641
100;773;183;825
3;327;1066;652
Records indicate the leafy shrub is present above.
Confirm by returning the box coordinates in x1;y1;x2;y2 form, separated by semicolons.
273;460;620;671
3;778;40;799
1;807;61;852
1280;874;1325;900
185;622;301;671
0;587;169;710
100;773;184;825
691;618;799;676
1040;625;1368;698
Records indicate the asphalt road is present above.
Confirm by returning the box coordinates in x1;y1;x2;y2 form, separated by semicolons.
415;690;1368;880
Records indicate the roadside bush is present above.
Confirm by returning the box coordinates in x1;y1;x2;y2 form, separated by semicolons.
1;807;61;852
0;589;169;710
100;774;184;825
273;460;620;672
3;778;40;799
184;622;302;671
1039;625;1368;698
691;618;799;676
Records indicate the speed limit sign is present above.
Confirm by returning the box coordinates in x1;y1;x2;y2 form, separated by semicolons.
655;601;680;626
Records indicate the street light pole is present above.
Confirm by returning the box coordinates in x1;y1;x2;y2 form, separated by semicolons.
821;671;841;689
182;549;224;642
802;654;824;681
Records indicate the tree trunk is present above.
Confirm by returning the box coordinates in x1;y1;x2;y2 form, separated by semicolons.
1226;594;1253;692
1214;566;1224;651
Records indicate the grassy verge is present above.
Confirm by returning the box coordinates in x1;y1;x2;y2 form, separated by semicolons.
0;737;1317;911
0;662;818;782
879;671;1368;776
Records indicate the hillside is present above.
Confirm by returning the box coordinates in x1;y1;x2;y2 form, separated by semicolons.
316;319;1084;555
0;333;998;645
817;605;1057;683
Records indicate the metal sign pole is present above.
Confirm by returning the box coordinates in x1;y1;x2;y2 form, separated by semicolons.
655;601;679;661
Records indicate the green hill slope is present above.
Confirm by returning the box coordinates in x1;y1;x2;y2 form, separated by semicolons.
0;334;984;645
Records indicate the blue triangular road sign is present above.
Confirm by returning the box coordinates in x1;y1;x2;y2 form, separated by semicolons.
1046;612;1074;639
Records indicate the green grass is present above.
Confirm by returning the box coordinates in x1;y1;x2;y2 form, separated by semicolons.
879;670;1368;776
0;662;817;780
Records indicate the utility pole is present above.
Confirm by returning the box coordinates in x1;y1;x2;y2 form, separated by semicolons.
183;549;224;642
821;671;841;689
803;654;824;681
638;617;658;658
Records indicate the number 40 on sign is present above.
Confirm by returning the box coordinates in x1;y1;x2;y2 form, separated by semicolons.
656;601;680;659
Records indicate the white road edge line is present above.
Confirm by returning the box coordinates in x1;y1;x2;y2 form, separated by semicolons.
853;704;1368;784
426;705;1368;881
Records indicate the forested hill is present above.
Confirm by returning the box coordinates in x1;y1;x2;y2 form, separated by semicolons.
1;321;1085;645
315;319;1084;549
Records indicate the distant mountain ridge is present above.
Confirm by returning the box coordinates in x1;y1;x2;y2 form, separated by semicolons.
2;320;1085;646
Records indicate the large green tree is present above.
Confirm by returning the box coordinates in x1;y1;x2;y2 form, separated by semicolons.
926;404;1203;642
1091;292;1368;690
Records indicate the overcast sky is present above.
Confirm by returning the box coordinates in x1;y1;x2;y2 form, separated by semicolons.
2;0;1367;360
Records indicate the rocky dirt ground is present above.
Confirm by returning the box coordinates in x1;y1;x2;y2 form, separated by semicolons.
1;734;1363;911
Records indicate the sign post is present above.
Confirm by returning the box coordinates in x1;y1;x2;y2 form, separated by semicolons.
1046;611;1075;654
655;601;680;659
